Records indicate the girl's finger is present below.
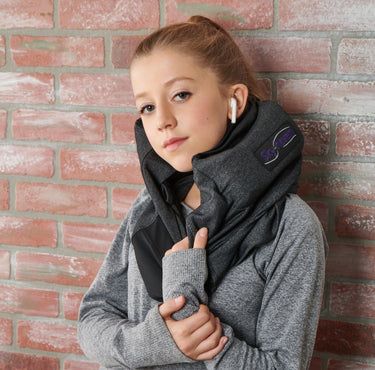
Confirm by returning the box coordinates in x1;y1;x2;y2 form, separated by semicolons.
193;227;208;249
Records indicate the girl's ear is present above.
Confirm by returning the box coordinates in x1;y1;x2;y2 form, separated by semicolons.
227;84;249;122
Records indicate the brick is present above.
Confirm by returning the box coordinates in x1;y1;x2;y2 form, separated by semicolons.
296;120;330;156
0;179;9;210
309;357;322;370
0;251;10;279
0;351;58;370
12;109;106;144
326;242;375;280
237;37;331;73
112;36;143;69
11;35;104;67
0;109;6;138
111;113;137;145
0;319;12;345
277;80;375;115
64;359;100;370
0;0;53;29
0;72;54;104
328;359;375;369
59;0;159;30
0;284;58;317
18;320;83;354
112;187;141;219
60;73;133;107
336;122;375;157
314;319;375;357
306;201;329;234
299;161;375;201
0;145;54;177
330;282;375;319
279;0;375;31
63;292;84;320
60;149;143;184
0;217;57;247
338;39;375;74
0;36;4;66
257;78;272;100
336;205;375;240
15;252;103;287
16;183;107;217
62;222;118;253
166;0;273;30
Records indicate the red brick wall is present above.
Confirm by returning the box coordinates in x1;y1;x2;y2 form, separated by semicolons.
0;1;374;369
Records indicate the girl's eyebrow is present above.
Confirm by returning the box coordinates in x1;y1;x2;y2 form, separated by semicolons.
134;76;195;100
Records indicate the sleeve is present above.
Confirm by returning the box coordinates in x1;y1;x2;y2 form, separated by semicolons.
162;202;327;370
78;195;195;369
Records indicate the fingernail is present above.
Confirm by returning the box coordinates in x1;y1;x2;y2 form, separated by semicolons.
199;227;208;237
174;296;184;305
221;337;228;345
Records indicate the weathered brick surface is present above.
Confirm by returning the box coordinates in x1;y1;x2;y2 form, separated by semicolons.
11;36;104;67
296;120;330;156
0;72;54;104
62;292;84;320
62;222;118;253
0;179;9;210
330;282;375;319
64;359;100;370
279;0;375;31
326;243;375;280
165;0;274;29
337;39;375;74
335;205;375;240
60;148;143;184
12;109;106;144
0;109;6;138
0;351;59;369
59;0;159;30
328;359;375;369
16;183;107;217
111;113;137;145
0;36;5;66
60;73;134;107
0;285;58;317
0;216;57;247
18;320;83;354
0;0;54;29
112;187;141;219
336;122;375;157
15;252;103;287
0;145;54;177
112;36;143;69
299;161;375;200
314;319;375;357
237;37;331;73
0;250;10;279
277;80;375;115
0;319;12;345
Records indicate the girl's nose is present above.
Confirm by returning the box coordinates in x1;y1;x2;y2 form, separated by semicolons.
156;104;177;131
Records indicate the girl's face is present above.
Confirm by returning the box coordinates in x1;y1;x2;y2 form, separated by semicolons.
130;48;231;172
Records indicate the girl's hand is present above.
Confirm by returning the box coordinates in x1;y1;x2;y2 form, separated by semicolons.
165;227;208;256
159;296;228;360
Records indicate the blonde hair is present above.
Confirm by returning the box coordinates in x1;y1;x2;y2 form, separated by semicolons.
131;15;263;101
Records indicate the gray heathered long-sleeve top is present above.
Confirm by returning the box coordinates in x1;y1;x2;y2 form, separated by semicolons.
78;189;327;370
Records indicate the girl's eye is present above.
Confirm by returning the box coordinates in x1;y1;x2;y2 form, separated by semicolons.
140;105;155;114
174;92;191;102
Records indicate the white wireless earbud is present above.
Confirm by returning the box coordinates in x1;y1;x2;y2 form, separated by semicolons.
230;97;237;124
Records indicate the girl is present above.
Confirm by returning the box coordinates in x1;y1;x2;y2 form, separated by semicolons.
78;15;327;369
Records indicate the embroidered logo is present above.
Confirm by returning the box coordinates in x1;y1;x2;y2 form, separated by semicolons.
255;124;298;171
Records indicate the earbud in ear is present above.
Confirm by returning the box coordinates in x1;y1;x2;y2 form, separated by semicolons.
230;97;237;124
